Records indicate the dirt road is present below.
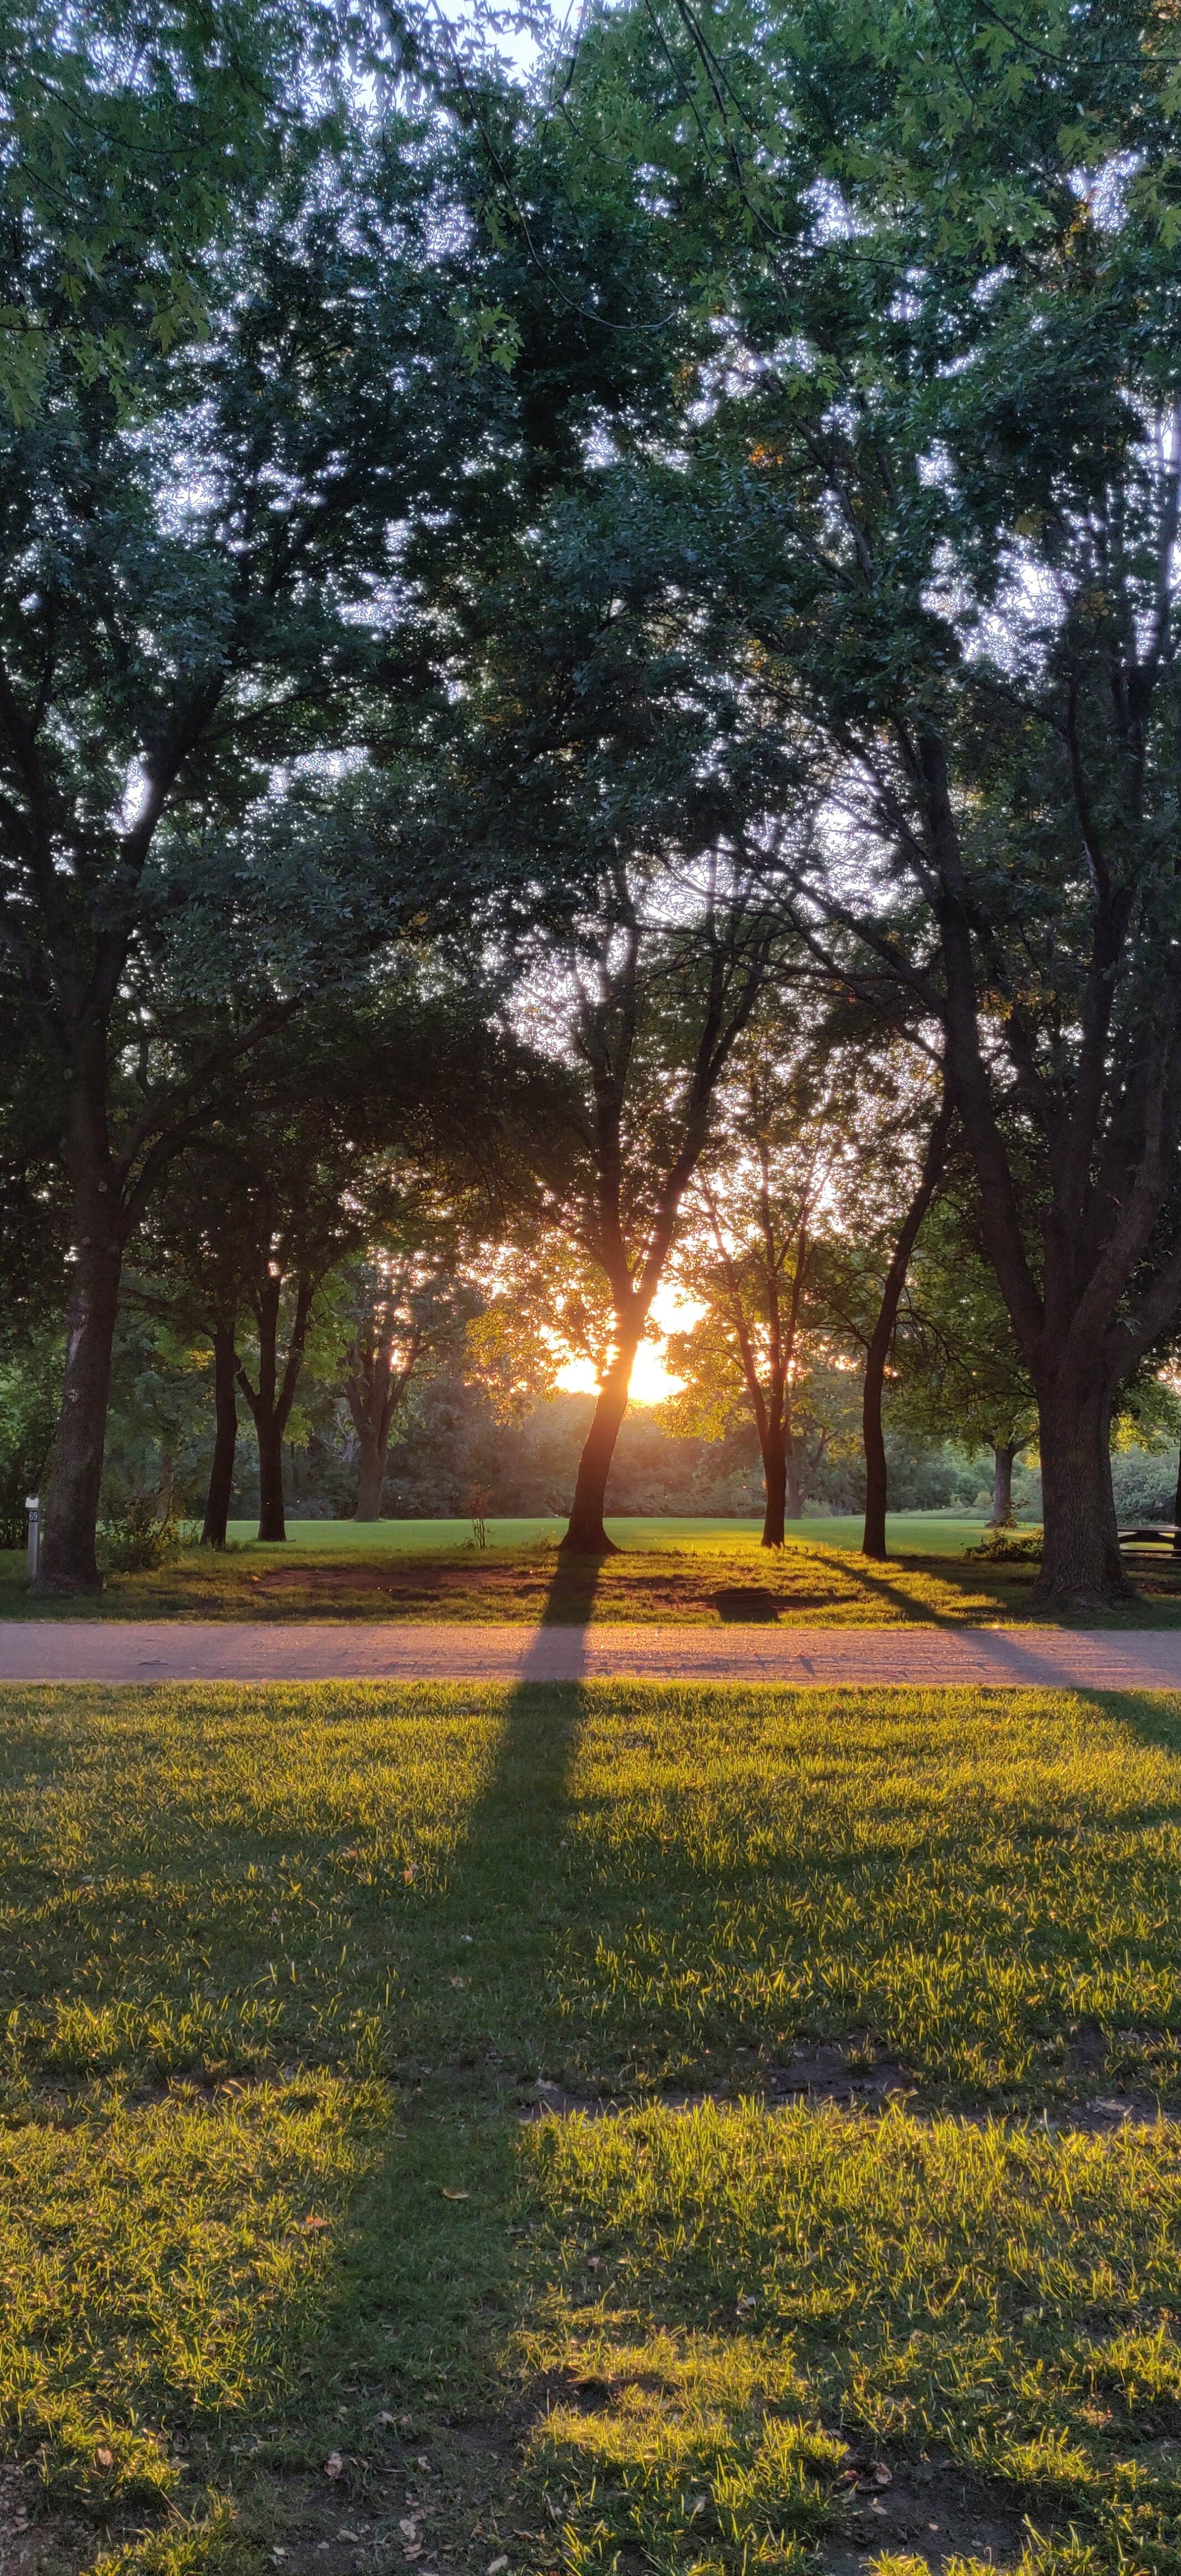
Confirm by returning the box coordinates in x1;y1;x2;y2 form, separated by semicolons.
1;1621;1181;1687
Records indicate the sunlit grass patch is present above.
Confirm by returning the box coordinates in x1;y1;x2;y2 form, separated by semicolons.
2;1681;1181;2572
0;1527;1057;1625
5;1683;1181;2105
523;2100;1181;2573
0;2075;380;2509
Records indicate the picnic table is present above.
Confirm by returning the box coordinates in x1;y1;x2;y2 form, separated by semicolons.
1118;1523;1181;1565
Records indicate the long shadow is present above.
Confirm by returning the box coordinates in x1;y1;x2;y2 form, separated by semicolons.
837;1553;969;1627
300;1551;612;2537
427;1551;606;2049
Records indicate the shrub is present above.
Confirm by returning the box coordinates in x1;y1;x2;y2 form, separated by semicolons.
98;1496;179;1574
967;1527;1043;1562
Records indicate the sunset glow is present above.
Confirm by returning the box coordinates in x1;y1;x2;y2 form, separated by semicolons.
554;1287;702;1408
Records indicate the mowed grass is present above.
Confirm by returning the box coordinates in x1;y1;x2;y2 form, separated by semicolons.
2;1682;1181;2575
10;1512;1181;1625
231;1515;997;1554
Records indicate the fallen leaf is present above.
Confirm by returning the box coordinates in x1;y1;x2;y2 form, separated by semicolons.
586;2255;601;2271
304;2214;329;2231
95;2447;114;2469
872;2466;892;2488
325;2452;344;2480
399;2521;418;2541
870;2498;887;2516
377;2412;396;2427
272;2553;288;2563
488;2559;508;2573
441;2188;470;2200
736;2293;756;2311
449;1975;467;1988
403;2549;422;2564
338;2531;360;2542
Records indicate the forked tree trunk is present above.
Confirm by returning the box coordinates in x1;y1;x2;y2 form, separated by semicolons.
237;1272;315;1547
560;1337;640;1553
201;1325;239;1547
347;1336;415;1523
38;1218;124;1594
1034;1375;1131;1609
989;1442;1017;1530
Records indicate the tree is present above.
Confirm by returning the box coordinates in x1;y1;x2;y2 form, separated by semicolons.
133;976;550;1542
428;451;806;1554
665;1011;866;1543
551;0;1181;1608
0;0;301;422
893;1190;1040;1528
547;854;779;1552
344;1245;469;1522
0;19;593;1591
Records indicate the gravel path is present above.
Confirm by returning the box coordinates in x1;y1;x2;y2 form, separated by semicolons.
2;1620;1181;1687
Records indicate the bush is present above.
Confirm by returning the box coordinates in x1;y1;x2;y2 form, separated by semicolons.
97;1495;179;1574
967;1527;1043;1562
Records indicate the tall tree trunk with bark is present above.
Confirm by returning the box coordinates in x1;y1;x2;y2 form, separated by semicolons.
354;1438;385;1524
1034;1367;1128;1606
39;1229;124;1592
202;1324;239;1546
862;1100;952;1562
38;1100;127;1592
761;1432;788;1546
989;1442;1018;1530
562;1329;642;1553
236;1272;315;1546
255;1416;287;1543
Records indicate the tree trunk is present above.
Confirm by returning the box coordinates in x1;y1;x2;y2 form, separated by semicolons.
989;1443;1018;1529
237;1272;315;1546
38;1225;124;1593
862;1101;952;1562
202;1325;239;1547
256;1415;287;1543
560;1341;639;1553
354;1433;385;1522
1173;1439;1181;1556
1034;1376;1131;1609
761;1433;787;1547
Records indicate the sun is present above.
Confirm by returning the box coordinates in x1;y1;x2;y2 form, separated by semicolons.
554;1285;702;1408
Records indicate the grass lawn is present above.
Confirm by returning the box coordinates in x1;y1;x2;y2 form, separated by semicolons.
202;1517;996;1557
4;1514;1181;1626
2;1679;1181;2575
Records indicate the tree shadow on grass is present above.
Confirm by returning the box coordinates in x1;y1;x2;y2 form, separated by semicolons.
834;1554;967;1626
290;1558;610;2539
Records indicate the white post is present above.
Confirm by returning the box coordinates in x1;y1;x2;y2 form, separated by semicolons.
25;1495;39;1584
